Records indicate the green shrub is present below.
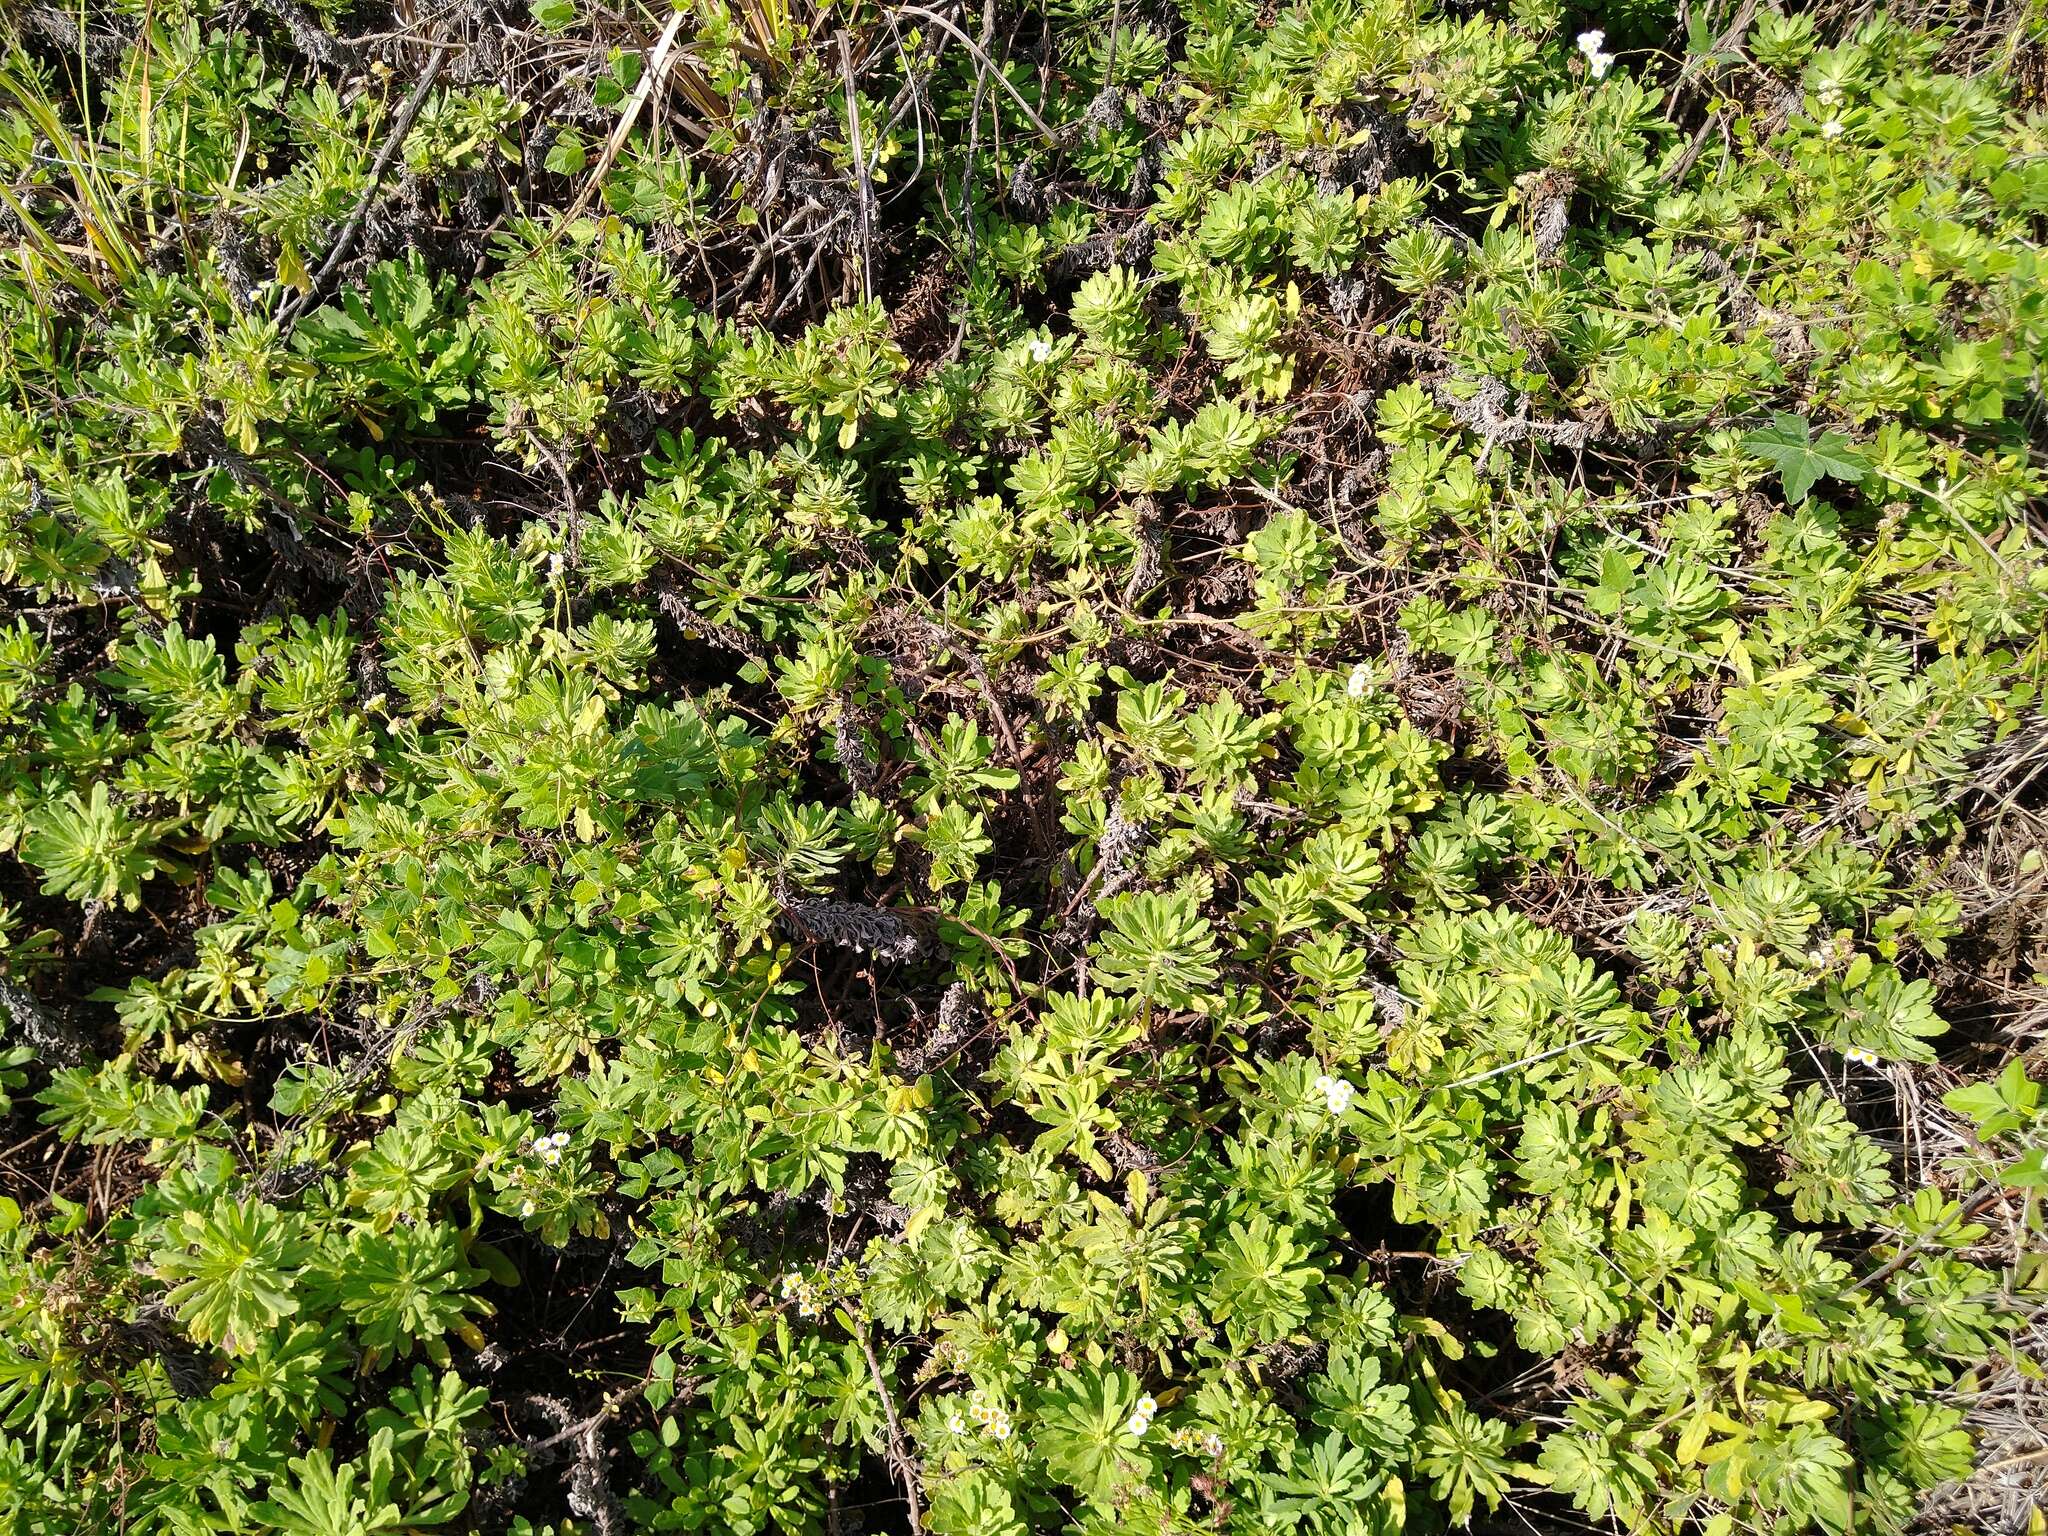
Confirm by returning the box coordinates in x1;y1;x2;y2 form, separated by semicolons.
1;0;2045;1533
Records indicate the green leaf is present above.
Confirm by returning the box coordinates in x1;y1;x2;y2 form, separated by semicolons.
1035;1368;1152;1502
155;1200;306;1355
1741;413;1868;502
1942;1058;2039;1137
544;131;587;176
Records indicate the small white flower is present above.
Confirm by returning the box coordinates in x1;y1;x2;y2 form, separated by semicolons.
1346;662;1369;698
1125;1412;1151;1438
1820;118;1844;139
1318;1075;1355;1115
547;550;565;579
1576;29;1615;78
947;1411;967;1434
246;285;264;304
520;1199;536;1217
987;1414;1012;1441
1134;1395;1157;1420
1844;1046;1879;1067
1026;338;1054;363
1204;1432;1225;1456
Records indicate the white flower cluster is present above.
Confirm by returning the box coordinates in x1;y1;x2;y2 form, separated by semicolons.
1576;29;1616;79
1165;1424;1227;1458
1026;337;1055;363
1843;1046;1881;1067
779;1270;822;1318
1313;1073;1355;1116
954;1392;1013;1440
1346;662;1370;699
533;1130;569;1165
1124;1394;1159;1439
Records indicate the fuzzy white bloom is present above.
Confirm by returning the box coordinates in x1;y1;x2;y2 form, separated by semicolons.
1314;1073;1355;1115
947;1411;968;1435
1844;1046;1880;1066
1820;118;1844;139
1346;662;1370;698
547;550;566;580
1204;1432;1225;1456
1576;29;1615;79
987;1414;1012;1441
246;286;265;304
1026;338;1054;363
1134;1395;1157;1420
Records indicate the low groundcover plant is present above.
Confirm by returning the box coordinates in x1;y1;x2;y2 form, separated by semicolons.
0;0;2046;1533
